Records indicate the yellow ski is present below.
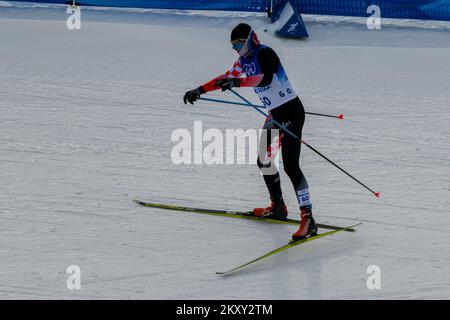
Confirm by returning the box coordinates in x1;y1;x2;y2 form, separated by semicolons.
133;199;356;232
216;223;361;275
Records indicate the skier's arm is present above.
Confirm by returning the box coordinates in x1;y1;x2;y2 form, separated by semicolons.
184;48;280;104
183;60;244;104
199;59;245;93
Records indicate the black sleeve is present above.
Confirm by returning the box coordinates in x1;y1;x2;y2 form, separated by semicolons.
256;47;280;87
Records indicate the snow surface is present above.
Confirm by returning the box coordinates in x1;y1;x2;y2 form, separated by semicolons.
1;3;450;299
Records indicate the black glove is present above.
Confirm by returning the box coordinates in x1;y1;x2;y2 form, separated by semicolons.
215;78;241;91
183;87;204;105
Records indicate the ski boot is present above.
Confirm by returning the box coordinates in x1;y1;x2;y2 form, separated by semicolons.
292;206;317;241
252;197;288;220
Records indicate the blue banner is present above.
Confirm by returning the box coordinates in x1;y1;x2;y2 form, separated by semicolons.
6;0;450;21
273;0;450;21
10;0;269;12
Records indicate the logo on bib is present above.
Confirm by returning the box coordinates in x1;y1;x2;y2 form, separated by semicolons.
243;63;257;76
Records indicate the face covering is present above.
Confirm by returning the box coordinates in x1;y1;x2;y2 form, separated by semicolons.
232;41;244;53
236;30;260;57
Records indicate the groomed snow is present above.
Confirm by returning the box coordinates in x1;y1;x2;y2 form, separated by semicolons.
1;3;450;299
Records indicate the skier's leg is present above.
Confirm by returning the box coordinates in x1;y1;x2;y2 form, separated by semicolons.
253;118;287;219
281;131;312;210
276;98;317;239
257;119;282;199
276;98;312;210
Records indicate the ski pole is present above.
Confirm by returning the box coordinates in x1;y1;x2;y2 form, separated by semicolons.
198;96;343;119
229;89;380;198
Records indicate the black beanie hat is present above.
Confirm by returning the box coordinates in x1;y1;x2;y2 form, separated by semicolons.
231;23;252;41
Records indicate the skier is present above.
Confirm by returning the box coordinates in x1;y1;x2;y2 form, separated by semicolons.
183;23;316;240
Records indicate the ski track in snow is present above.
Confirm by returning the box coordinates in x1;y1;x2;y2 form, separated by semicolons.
0;5;450;299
